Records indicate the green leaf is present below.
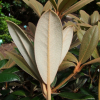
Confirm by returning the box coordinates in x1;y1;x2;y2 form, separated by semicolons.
77;23;92;28
4;94;17;100
32;94;45;100
20;97;30;100
58;61;76;71
83;57;100;66
91;11;99;25
58;0;77;14
80;88;94;96
59;92;95;99
79;26;99;64
57;0;63;9
80;10;90;24
12;90;26;96
51;76;57;88
0;73;20;82
68;14;82;23
23;0;43;17
62;0;93;16
70;48;79;56
74;78;87;91
92;48;99;59
2;65;20;73
70;39;81;49
64;52;78;63
7;20;41;80
77;29;86;42
50;0;57;10
43;1;52;12
1;89;10;96
0;59;8;69
5;51;38;80
56;70;72;89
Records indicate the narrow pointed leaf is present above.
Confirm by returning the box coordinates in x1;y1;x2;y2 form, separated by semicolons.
59;92;95;99
0;73;20;82
7;21;41;80
12;90;26;96
91;11;99;25
5;51;38;80
43;1;52;12
28;22;36;35
92;48;99;59
77;23;92;27
68;14;82;23
57;0;63;9
79;26;99;64
58;0;77;14
61;26;73;63
3;66;20;73
80;10;90;24
34;10;62;84
64;21;77;32
50;0;57;10
83;57;100;66
58;61;76;71
0;59;8;69
64;52;78;63
77;29;86;42
70;39;81;49
62;0;93;16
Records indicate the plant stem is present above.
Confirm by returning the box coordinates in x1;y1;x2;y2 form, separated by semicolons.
52;72;76;92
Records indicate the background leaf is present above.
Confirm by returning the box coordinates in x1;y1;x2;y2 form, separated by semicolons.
58;61;76;71
63;52;78;63
0;59;8;69
80;10;90;24
62;0;93;16
59;92;95;99
50;0;57;10
79;26;99;64
43;1;52;12
0;73;20;82
91;11;99;25
12;90;26;96
58;0;77;14
5;51;38;80
77;29;86;42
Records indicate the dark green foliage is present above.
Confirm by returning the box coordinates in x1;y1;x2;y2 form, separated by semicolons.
0;15;21;43
0;0;22;43
77;0;100;15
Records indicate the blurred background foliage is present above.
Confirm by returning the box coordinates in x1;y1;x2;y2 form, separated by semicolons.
0;0;100;42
